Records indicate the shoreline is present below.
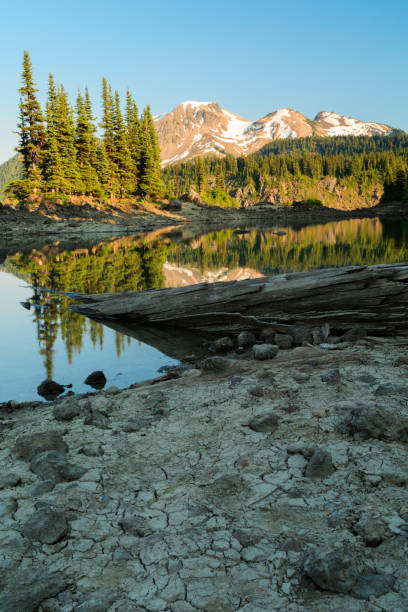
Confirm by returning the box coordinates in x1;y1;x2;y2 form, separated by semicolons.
1;200;407;243
1;337;408;610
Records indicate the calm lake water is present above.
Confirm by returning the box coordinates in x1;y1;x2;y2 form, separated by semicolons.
1;216;407;402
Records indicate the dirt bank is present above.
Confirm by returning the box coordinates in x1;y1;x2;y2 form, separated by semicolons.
1;337;408;610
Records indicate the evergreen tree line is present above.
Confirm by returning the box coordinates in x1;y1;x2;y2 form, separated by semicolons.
9;51;164;200
162;133;408;204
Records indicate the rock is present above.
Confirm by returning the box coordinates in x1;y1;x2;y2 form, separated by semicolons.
22;509;68;544
354;516;386;547
199;357;235;371
291;325;313;346
351;574;395;601
313;406;328;418
305;449;336;479
84;409;110;429
275;333;293;349
321;369;341;384
180;187;202;205
53;401;81;421
15;431;68;461
0;567;67;612
0;473;21;489
248;386;264;397
37;379;65;400
30;450;87;483
356;373;377;384
260;329;275;344
236;331;255;348
312;329;323;345
303;543;359;593
119;516;151;537
211;337;234;353
84;370;107;389
375;382;407;396
293;372;309;383
78;445;104;457
287;443;316;458
166;198;183;211
338;404;408;441
253;344;279;360
123;417;151;432
247;413;279;433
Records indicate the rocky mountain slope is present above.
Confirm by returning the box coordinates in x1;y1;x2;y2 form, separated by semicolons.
155;102;393;166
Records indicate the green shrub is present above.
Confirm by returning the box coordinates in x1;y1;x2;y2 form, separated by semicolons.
204;188;239;208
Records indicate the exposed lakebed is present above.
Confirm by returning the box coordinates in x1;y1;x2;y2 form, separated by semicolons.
1;216;407;402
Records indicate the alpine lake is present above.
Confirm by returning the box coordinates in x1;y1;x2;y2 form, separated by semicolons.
1;215;408;403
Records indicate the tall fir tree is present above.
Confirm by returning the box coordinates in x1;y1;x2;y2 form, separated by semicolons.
17;50;46;190
125;89;140;190
55;85;82;193
42;73;64;193
113;90;134;196
75;90;100;194
138;106;165;200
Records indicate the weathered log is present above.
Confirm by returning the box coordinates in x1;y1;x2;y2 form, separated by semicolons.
68;263;408;336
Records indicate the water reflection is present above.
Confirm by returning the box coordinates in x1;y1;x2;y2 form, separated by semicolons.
2;216;408;391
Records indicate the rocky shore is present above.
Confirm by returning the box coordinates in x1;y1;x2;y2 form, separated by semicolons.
1;336;408;611
1;198;407;243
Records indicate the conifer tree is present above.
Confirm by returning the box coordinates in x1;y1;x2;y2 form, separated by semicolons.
42;73;64;193
195;157;205;193
55;85;82;193
113;90;134;196
125;89;140;189
138;106;165;200
101;78;116;161
17;50;46;191
75;90;100;194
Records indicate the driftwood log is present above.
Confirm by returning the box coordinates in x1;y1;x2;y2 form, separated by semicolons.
68;263;408;337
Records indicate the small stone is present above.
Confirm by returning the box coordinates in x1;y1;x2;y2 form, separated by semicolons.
305;449;336;479
84;370;107;389
356;373;377;384
247;413;279;433
291;325;312;346
84;409;110;429
211;337;234;353
351;574;394;601
37;379;65;399
30;450;87;483
340;328;367;342
354;516;386;547
119;516;151;537
313;406;328;418
15;431;68;461
123;417;151;432
237;331;255;348
275;333;293;349
78;445;104;457
321;369;341;384
22;509;68;544
253;344;279;360
288;454;308;469
303;543;358;593
375;382;407;396
293;372;309;383
53;402;81;421
200;357;229;371
287;443;316;458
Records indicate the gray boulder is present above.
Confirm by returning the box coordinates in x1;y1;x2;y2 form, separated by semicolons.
53;402;81;421
237;331;256;348
30;450;86;483
305;449;336;479
304;544;359;593
354;516;386;547
22;509;68;544
321;369;341;384
338;405;408;441
351;574;394;601
247;413;279;433
275;333;293;349
37;379;65;399
253;344;279;360
15;431;68;461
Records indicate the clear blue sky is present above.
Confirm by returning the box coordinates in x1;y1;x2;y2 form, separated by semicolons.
1;0;407;163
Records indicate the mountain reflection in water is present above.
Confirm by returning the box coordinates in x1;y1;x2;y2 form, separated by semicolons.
2;216;408;388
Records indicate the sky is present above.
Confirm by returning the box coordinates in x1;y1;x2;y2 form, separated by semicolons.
0;0;407;163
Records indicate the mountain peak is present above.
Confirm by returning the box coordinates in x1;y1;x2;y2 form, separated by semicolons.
155;102;393;166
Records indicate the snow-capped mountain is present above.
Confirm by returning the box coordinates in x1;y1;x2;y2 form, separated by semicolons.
155;101;392;166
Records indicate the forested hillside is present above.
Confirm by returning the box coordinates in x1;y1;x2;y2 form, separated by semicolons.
162;133;408;208
0;155;22;199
